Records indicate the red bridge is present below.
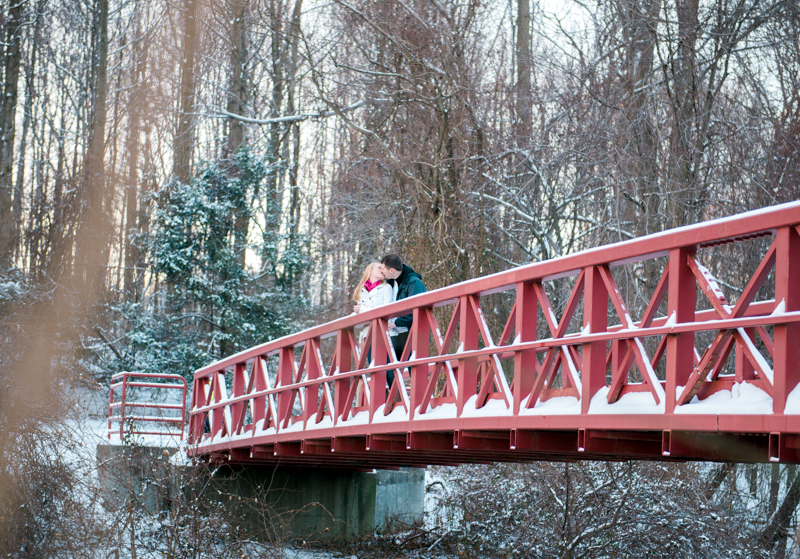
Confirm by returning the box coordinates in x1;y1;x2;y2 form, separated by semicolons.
187;202;800;469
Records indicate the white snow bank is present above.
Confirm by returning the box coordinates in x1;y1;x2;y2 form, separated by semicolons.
372;403;410;423
674;381;772;414
785;383;800;414
520;395;581;415
414;401;458;420
460;394;512;417
589;386;664;414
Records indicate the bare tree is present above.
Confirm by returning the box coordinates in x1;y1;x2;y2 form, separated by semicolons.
123;7;149;301
0;0;26;267
174;0;199;183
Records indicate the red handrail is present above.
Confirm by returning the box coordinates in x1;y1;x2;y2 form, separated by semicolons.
186;201;800;465
108;372;188;441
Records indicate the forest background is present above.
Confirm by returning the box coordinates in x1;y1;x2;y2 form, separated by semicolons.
0;0;799;556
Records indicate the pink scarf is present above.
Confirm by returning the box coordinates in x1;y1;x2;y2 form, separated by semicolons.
364;279;381;292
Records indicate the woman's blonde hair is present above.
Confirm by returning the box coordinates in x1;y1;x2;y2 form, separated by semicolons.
352;262;383;302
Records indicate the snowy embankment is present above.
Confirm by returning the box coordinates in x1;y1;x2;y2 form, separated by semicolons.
57;384;361;558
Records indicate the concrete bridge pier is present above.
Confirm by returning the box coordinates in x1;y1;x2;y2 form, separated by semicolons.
97;443;425;541
96;443;180;514
210;465;426;540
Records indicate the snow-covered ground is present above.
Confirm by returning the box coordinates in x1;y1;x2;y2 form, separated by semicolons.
56;383;441;559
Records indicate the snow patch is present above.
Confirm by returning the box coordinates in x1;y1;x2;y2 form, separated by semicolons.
785;383;800;414
230;429;256;441
520;395;581;415
415;402;458;420
254;419;278;437
340;409;371;425
674;382;772;414
588;386;664;414
460;394;512;417
372;403;409;423
101;429;183;448
632;338;666;402
305;415;334;430
280;419;307;433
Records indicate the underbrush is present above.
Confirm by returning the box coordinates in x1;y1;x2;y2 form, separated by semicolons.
324;461;795;559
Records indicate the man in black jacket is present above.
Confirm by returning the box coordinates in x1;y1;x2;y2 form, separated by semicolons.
381;253;426;390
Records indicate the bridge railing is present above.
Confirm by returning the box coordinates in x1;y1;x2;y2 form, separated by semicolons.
108;372;188;441
188;202;800;453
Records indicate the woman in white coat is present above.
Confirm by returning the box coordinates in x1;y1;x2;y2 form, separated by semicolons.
353;261;393;316
353;262;395;397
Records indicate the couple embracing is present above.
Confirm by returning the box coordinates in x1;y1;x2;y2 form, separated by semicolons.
352;254;426;387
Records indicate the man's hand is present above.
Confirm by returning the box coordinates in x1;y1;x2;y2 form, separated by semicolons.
388;319;396;329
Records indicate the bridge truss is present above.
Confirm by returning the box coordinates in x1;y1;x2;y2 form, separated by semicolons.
187;202;800;469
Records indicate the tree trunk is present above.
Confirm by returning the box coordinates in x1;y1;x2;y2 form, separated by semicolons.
226;0;248;157
76;0;109;297
45;97;69;279
669;0;699;227
136;133;155;299
173;0;198;183
763;465;800;551
748;465;758;498
12;0;43;266
704;462;734;500
0;0;25;268
227;0;250;268
124;21;147;300
286;0;302;243
768;463;780;518
265;0;287;218
615;0;661;236
515;0;532;143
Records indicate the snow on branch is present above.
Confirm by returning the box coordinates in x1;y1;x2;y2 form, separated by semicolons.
212;99;371;126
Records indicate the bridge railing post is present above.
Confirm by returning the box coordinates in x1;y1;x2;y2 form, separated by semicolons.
457;296;480;416
369;318;390;420
410;307;430;420
277;346;295;428
189;376;209;443
210;371;226;437
513;281;536;415
773;225;800;413
231;363;246;436
582;266;608;414
252;356;268;429
334;328;353;423
735;328;756;382
304;338;322;427
666;247;696;413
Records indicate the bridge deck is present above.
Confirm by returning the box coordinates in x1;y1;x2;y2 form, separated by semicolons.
187;202;800;468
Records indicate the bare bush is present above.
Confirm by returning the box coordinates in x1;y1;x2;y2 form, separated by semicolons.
424;461;774;559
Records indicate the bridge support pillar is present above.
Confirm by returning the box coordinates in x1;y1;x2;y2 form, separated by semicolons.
206;465;425;541
98;443;424;541
96;443;180;515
